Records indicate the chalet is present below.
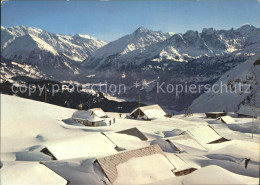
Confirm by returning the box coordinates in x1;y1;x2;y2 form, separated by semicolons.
167;134;207;152
40;133;117;160
95;144;196;184
253;58;260;66
217;115;235;124
116;127;148;141
184;125;229;144
72;110;105;127
237;105;260;118
166;125;229;145
130;104;166;120
101;129;150;151
89;108;108;118
151;134;207;154
2;162;68;185
205;112;226;119
96;145;172;183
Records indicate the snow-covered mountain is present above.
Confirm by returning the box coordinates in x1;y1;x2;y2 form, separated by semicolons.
1;56;46;83
1;25;106;64
190;53;260;113
84;27;170;69
1;25;260;112
84;24;260;69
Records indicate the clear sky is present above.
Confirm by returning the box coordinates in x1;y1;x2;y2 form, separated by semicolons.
1;0;260;42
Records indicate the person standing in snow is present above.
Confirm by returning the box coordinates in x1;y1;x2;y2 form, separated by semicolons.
78;102;83;110
119;113;122;118
109;120;111;126
65;100;70;108
113;118;115;124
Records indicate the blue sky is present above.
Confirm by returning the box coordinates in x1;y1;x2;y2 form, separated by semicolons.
1;0;260;42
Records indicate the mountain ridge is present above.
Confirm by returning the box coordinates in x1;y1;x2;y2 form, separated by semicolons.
83;24;260;70
1;25;107;64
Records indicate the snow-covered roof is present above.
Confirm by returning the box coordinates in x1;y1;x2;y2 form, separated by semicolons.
114;153;175;185
42;134;117;160
237;105;260;117
167;134;207;152
182;165;254;185
151;134;207;154
185;125;224;145
116;127;148;141
89;108;107;118
218;116;235;124
207;140;260;163
96;144;175;184
166;154;196;172
150;139;180;153
72;110;104;122
102;132;150;150
130;104;166;119
1;162;67;185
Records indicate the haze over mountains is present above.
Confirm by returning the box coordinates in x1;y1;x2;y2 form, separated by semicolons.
1;24;260;112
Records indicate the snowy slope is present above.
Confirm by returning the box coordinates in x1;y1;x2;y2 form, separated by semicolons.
1;25;106;63
182;165;258;185
1;94;259;184
190;53;260;113
1;161;68;185
1;56;46;83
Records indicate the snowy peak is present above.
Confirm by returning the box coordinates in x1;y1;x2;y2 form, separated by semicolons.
183;30;210;52
167;34;185;46
84;25;260;69
84;27;169;68
201;28;216;35
236;24;256;35
3;33;58;62
1;25;107;63
134;26;149;33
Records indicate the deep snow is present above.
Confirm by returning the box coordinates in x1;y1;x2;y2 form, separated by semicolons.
1;94;259;185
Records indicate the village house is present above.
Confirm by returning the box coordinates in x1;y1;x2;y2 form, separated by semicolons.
237;105;260;118
72;110;105;127
130;104;166;120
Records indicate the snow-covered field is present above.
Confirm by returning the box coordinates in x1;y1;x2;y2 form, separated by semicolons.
1;94;259;185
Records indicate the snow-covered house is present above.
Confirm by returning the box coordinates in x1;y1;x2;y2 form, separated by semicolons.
116;127;148;141
72;110;105;127
187;125;229;144
89;108;108;118
217;116;235;124
167;134;207;153
130;104;166;120
162;126;228;146
40;134;117;160
151;134;207;154
1;162;68;185
95;144;175;184
205;112;227;119
237;105;260;118
96;144;197;184
101;131;150;151
253;58;260;65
